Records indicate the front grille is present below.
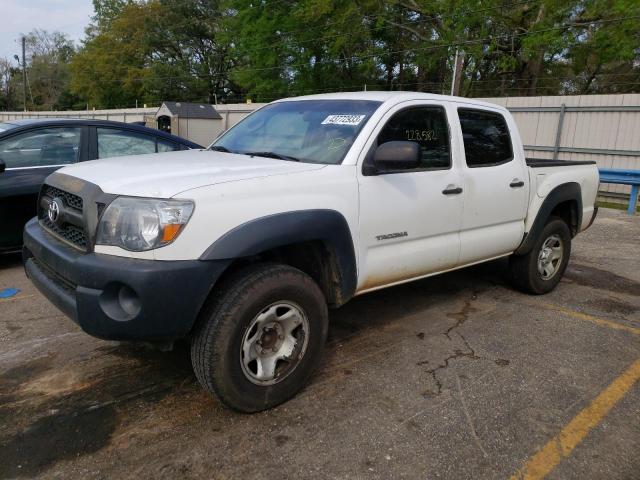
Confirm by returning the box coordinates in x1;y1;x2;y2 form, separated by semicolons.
42;185;83;211
40;218;87;249
39;184;87;250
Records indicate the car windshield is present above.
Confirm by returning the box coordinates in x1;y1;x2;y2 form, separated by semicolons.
210;100;381;164
0;122;18;133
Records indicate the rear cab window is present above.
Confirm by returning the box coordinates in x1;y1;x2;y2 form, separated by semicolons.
458;108;513;167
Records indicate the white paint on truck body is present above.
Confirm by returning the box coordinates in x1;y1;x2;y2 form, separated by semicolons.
56;92;599;296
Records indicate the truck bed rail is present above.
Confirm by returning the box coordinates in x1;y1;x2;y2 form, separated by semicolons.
526;158;597;168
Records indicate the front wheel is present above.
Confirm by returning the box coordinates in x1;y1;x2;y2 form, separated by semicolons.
509;217;572;295
191;263;328;412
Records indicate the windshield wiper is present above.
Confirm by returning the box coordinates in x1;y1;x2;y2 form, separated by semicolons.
209;145;233;153
245;151;300;162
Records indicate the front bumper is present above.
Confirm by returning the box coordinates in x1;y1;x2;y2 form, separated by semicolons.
23;218;229;341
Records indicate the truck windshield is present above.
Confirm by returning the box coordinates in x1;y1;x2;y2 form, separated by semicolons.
210;100;381;164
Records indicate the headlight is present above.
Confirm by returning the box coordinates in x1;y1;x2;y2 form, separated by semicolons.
96;197;194;251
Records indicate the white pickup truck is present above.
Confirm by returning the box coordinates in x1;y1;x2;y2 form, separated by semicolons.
23;92;599;412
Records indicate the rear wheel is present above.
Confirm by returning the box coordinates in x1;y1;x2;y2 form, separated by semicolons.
191;263;328;412
509;217;571;294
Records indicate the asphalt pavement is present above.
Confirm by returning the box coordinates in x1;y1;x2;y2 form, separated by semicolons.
0;208;638;479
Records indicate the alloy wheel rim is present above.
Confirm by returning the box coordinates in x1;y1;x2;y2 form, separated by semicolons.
240;301;309;385
537;234;564;280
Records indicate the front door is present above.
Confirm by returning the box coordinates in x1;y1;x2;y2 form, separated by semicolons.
357;102;464;292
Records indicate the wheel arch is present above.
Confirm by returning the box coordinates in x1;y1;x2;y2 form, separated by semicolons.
515;182;582;256
200;209;358;306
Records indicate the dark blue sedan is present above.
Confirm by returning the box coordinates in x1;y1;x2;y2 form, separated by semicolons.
0;119;202;252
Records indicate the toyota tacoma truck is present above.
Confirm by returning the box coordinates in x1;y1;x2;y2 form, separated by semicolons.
23;92;599;412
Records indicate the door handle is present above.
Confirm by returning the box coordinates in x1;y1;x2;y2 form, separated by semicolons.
442;186;463;195
510;179;525;188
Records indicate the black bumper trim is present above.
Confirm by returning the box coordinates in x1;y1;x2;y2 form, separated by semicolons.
25;257;78;323
23;218;230;341
585;206;599;230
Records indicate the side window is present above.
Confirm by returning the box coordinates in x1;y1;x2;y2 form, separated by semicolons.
376;106;450;169
157;137;180;152
97;128;156;159
458;109;513;167
0;127;81;168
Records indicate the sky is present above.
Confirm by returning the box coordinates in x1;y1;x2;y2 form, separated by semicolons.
0;0;94;61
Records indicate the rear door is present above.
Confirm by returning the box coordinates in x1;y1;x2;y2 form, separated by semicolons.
0;126;85;250
455;107;528;265
357;101;464;291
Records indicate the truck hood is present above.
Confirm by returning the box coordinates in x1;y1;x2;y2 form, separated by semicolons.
58;150;326;198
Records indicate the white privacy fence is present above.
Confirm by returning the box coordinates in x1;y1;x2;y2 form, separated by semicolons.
0;107;156;123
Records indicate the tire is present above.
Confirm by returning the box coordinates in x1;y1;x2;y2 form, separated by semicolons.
509;216;572;295
191;263;328;412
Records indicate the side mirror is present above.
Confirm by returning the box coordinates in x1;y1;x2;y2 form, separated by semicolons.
0;159;5;174
373;141;420;171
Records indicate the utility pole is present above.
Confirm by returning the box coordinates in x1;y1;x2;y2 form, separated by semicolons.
21;37;27;112
450;49;465;97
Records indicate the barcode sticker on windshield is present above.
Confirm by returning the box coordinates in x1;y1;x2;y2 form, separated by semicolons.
321;114;366;126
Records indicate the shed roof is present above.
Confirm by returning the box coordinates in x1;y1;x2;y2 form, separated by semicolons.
160;101;222;119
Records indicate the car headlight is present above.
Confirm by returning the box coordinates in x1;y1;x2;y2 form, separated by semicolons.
96;197;194;251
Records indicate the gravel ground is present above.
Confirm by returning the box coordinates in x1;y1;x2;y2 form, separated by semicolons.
0;208;638;480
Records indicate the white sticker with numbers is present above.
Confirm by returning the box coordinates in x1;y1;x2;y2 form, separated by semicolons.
321;114;366;126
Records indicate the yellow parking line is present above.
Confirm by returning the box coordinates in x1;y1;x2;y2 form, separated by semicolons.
510;357;640;480
519;299;640;336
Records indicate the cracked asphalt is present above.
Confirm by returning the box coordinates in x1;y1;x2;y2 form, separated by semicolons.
1;208;639;479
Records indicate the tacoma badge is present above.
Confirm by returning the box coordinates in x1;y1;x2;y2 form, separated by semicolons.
375;231;408;241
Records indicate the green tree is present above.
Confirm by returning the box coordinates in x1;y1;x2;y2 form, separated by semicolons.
70;2;153;108
0;30;77;111
226;0;387;101
65;0;640;106
0;58;17;111
71;0;237;107
142;0;237;104
23;29;77;110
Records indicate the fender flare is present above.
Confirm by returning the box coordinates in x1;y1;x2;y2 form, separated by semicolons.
200;209;358;301
514;182;582;256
